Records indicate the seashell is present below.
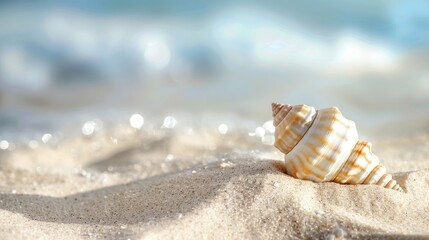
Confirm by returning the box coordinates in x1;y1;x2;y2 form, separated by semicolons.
272;103;403;192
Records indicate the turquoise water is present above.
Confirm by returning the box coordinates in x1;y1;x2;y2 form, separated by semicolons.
0;1;428;150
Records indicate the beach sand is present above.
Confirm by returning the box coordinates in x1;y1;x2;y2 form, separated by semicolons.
0;131;429;239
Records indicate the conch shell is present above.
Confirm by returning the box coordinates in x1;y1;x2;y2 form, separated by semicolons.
272;103;403;192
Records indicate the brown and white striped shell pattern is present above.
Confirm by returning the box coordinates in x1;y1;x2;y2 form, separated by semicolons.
272;103;403;192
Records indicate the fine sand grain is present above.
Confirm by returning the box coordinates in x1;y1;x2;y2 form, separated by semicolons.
0;133;429;239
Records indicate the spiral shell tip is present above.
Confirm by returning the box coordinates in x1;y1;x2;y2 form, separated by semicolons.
271;102;281;114
271;102;280;108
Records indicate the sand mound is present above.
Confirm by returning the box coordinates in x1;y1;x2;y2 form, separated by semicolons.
1;158;428;239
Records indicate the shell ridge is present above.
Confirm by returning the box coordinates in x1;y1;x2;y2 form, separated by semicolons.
333;116;358;182
286;109;342;181
287;109;333;181
277;107;317;155
284;110;322;180
290;109;318;153
311;108;358;181
337;141;378;184
274;105;316;154
294;150;326;181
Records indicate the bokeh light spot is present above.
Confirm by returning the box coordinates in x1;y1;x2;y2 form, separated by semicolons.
218;124;228;135
0;140;9;150
163;116;177;129
129;114;144;129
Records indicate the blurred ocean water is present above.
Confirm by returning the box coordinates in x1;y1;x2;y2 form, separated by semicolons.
0;1;429;150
